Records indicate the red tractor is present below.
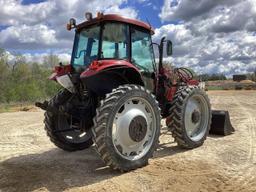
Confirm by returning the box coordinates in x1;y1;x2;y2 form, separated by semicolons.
36;13;232;172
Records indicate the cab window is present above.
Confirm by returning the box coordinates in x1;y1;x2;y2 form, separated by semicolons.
131;28;155;72
72;25;100;67
101;23;129;59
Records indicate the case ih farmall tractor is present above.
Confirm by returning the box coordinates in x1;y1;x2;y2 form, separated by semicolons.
36;12;233;172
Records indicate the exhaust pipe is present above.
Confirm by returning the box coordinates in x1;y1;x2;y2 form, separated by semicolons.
35;101;48;111
209;110;235;136
35;101;62;114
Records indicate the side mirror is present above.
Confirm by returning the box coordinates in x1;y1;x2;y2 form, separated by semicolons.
166;40;172;56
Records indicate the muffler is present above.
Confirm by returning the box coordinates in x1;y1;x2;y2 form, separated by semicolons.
35;101;49;111
209;110;235;136
35;101;65;115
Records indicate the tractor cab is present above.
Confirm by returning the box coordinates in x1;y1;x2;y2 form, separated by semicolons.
70;14;156;73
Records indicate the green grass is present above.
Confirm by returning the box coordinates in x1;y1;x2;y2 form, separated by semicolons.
0;102;36;113
0;105;11;113
207;86;224;90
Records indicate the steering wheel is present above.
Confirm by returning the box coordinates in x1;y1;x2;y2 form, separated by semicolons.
75;50;87;59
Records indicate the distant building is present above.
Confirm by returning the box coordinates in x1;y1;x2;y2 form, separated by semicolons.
233;74;247;82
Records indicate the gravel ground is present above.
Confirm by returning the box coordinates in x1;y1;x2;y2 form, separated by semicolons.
0;90;255;192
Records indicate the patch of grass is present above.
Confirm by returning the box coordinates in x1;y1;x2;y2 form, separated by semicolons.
0;103;37;113
207;86;224;90
0;105;11;113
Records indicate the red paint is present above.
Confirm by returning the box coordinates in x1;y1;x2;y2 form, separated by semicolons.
77;14;154;34
187;79;199;86
166;86;177;102
49;64;72;80
80;59;139;78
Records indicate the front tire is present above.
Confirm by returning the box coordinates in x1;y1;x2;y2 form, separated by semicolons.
92;85;161;172
166;86;211;149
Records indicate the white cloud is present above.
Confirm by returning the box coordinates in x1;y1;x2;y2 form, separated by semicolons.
22;53;48;64
6;52;71;65
155;0;256;75
0;0;137;50
103;5;138;18
159;0;256;34
159;0;240;22
57;53;71;63
0;0;137;26
154;24;193;44
23;52;71;64
0;24;57;48
153;24;256;75
0;0;55;26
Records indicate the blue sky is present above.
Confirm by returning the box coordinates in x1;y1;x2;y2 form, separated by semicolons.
123;0;164;28
21;0;46;4
0;0;255;75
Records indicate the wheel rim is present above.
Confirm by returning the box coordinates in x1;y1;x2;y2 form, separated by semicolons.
112;97;156;160
184;94;210;142
57;115;91;144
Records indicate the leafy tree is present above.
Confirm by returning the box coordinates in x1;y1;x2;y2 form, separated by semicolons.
198;73;227;81
0;48;59;103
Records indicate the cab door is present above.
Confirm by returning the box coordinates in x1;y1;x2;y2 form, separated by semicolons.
130;27;156;92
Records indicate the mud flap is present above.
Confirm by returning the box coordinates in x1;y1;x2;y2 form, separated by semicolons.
209;110;235;136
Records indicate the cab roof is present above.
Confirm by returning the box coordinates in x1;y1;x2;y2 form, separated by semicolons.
77;14;154;34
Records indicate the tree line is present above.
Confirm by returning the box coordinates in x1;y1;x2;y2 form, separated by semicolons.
198;72;256;81
0;48;60;103
1;50;255;103
198;73;227;81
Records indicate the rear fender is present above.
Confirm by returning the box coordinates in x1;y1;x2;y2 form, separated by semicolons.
80;60;144;96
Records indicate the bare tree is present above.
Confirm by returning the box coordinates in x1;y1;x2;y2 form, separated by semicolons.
43;51;60;68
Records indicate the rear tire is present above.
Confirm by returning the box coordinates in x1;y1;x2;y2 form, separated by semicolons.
166;86;211;149
44;89;93;151
92;85;161;171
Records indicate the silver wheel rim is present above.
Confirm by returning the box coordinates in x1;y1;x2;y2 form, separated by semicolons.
112;97;156;160
184;94;209;142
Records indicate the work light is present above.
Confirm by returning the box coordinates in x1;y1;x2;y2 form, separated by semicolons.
69;18;76;27
85;12;93;21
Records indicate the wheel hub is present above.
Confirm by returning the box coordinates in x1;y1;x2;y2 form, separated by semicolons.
191;110;200;124
129;116;147;142
112;97;156;160
184;94;210;141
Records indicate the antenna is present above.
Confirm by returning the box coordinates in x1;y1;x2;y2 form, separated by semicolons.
146;18;152;30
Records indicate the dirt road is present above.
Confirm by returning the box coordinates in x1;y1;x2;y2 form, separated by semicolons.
0;91;256;192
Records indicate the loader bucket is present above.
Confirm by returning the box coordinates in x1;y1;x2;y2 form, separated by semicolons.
209;110;235;136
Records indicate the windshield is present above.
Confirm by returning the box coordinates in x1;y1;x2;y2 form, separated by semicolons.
71;25;100;67
71;22;154;71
